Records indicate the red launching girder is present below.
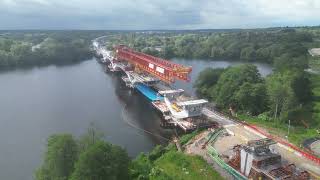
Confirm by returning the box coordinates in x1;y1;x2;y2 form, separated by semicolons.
115;45;192;83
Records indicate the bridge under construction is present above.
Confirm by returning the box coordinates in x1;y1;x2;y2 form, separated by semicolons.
93;37;320;179
93;40;214;132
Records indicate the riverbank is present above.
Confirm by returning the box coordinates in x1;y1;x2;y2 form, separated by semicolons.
130;132;225;180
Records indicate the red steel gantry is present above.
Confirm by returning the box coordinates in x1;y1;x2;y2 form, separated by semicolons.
115;45;192;83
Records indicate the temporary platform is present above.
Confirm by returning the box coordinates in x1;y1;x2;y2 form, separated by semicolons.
152;100;169;114
171;117;197;131
158;89;184;95
126;71;159;84
161;89;208;119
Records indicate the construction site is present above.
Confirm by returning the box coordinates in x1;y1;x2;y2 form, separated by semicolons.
93;40;215;132
228;139;310;179
93;37;320;180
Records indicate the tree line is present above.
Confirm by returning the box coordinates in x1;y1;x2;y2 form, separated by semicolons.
192;27;320;129
2;29;317;69
107;28;317;68
0;31;111;68
194;64;313;125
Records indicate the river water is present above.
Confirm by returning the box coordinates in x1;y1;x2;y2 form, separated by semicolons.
0;58;272;180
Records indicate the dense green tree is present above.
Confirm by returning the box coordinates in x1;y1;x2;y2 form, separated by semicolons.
130;153;153;180
224;42;241;58
108;28;313;66
174;35;196;58
142;47;160;57
0;31;94;68
210;46;225;57
266;71;298;120
235;82;268;115
273;54;308;71
78;124;104;152
194;64;272;115
240;46;256;61
291;70;313;104
70;141;130;180
194;68;225;97
148;145;166;161
256;47;270;61
266;69;313;121
161;44;175;58
0;38;14;52
211;64;263;108
35;134;78;180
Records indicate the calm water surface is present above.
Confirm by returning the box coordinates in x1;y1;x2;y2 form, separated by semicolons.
0;58;272;180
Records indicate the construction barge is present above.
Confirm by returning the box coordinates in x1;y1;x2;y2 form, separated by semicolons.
93;41;216;132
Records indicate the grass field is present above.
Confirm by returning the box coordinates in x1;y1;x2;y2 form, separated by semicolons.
238;114;318;146
153;151;224;180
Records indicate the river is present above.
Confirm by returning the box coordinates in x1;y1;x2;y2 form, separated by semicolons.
0;58;272;180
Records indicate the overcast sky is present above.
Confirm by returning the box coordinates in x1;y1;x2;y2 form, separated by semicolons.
0;0;319;30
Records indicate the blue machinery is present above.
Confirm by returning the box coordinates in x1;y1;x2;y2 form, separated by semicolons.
135;83;163;101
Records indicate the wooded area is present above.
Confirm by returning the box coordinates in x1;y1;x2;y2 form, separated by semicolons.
193;27;320;145
35;127;222;180
107;28;319;67
0;31;108;68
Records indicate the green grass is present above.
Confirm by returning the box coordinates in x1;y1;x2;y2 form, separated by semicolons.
238;113;319;146
152;151;224;180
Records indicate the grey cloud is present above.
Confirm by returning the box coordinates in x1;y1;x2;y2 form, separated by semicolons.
0;0;319;29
